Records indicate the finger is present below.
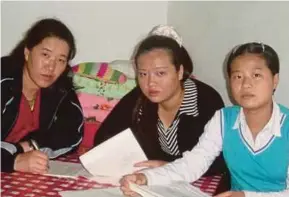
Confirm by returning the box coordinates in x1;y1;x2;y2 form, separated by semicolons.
35;157;49;167
123;190;141;197
33;162;48;172
30;164;47;174
133;160;149;167
34;151;49;160
121;184;139;197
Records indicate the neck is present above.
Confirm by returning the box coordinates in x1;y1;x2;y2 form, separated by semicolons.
243;101;273;134
22;66;39;100
159;85;184;112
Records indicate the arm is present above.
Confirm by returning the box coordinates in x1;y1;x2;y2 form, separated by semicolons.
24;90;84;158
142;110;223;185
94;87;140;146
1;142;23;172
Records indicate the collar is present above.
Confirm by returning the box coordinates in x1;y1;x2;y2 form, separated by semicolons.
178;79;199;117
233;100;283;137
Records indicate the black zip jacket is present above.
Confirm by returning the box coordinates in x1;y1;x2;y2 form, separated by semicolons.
1;56;84;172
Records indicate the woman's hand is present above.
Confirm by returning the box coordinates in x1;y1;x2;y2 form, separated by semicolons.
14;150;49;174
134;160;168;170
120;173;148;197
214;191;245;197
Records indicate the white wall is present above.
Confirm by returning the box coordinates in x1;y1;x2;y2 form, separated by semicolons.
1;1;167;65
168;1;289;106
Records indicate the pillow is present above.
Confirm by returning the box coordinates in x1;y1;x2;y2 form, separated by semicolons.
72;62;127;84
109;60;136;79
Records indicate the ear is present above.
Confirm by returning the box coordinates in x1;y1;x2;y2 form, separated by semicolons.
273;73;279;90
178;65;184;81
24;47;30;62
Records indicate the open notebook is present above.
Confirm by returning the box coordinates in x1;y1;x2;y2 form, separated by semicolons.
46;128;147;185
60;181;211;197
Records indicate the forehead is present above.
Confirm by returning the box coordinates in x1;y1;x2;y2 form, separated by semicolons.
137;48;173;69
35;37;69;56
230;54;268;71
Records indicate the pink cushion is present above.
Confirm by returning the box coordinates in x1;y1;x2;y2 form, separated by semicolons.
77;122;101;154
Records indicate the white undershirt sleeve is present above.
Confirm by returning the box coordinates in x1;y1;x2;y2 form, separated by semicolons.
143;110;224;185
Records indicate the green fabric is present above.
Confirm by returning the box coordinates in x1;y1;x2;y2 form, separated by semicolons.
73;74;136;99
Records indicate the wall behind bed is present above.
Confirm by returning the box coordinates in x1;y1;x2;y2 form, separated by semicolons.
167;1;289;106
1;1;167;64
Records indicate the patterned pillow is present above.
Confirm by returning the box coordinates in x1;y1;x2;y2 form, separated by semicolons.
72;62;127;84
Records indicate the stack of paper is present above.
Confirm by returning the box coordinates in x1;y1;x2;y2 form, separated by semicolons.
45;160;92;179
80;128;147;184
60;181;211;197
46;128;147;185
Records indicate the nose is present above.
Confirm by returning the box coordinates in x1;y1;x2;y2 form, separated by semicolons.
45;58;56;72
242;76;253;88
147;73;157;87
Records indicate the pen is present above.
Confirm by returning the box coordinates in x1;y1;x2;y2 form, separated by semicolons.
30;139;50;170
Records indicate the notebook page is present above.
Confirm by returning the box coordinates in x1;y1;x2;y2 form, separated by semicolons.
80;128;147;177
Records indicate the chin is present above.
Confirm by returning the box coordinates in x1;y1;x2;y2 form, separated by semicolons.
37;81;54;88
147;96;163;103
239;101;261;110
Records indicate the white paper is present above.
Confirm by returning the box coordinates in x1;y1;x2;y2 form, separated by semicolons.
129;181;211;197
79;128;147;178
59;181;211;197
60;187;123;197
45;160;92;179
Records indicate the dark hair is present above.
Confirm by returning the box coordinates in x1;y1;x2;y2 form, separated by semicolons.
226;42;279;77
9;18;76;89
134;35;193;82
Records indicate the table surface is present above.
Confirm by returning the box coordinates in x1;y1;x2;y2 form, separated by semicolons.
1;154;222;197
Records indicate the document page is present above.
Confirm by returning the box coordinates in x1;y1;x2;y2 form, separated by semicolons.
59;181;211;197
79;128;147;177
45;160;92;178
129;181;211;197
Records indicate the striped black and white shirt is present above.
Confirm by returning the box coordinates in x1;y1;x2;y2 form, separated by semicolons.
157;79;199;156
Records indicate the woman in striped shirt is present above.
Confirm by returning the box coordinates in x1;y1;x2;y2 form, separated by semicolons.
94;25;228;188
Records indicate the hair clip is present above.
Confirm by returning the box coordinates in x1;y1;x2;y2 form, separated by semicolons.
260;42;265;52
149;25;183;47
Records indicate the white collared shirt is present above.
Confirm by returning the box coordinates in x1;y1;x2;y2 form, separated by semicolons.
143;101;289;197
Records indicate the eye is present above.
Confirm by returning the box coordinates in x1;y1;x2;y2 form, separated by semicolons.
58;58;67;65
253;73;262;78
42;52;50;58
156;71;166;77
232;74;242;80
138;72;147;77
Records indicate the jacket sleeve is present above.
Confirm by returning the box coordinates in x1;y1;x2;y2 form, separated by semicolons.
1;142;24;172
24;90;84;159
93;87;140;146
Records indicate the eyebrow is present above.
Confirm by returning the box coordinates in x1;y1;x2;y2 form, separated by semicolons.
41;47;68;58
137;66;169;71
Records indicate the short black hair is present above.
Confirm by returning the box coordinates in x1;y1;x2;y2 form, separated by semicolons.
134;35;193;81
226;42;279;77
10;18;76;64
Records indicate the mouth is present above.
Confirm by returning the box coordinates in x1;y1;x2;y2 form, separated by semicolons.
241;94;255;99
40;74;53;81
148;90;160;97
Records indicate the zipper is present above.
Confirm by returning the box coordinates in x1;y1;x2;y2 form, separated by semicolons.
47;90;69;129
6;109;19;139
